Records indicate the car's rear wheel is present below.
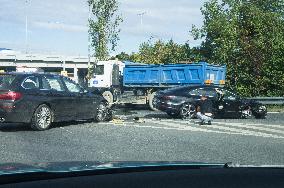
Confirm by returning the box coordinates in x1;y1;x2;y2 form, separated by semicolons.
95;102;113;122
179;103;196;119
31;104;52;131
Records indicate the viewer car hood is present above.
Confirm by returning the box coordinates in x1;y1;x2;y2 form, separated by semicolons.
0;161;225;175
1;161;283;175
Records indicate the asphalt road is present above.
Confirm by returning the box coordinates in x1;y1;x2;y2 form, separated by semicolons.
0;107;283;166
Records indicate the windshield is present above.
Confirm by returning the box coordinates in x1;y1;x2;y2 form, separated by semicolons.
0;75;16;90
0;0;283;171
93;65;104;75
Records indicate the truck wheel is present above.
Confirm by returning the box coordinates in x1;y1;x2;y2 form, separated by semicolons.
149;92;159;111
31;104;53;131
102;91;113;107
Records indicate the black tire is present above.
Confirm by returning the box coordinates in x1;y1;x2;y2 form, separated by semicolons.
241;109;253;119
31;104;53;131
149;92;159;111
102;91;113;107
179;103;196;119
95;102;113;122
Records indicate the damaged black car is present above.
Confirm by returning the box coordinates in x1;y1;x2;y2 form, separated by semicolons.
153;85;267;119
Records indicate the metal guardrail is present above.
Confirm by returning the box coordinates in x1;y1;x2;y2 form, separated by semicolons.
249;97;284;105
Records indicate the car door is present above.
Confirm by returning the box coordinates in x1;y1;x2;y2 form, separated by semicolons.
39;75;73;121
220;89;240;117
61;77;94;119
18;75;42;120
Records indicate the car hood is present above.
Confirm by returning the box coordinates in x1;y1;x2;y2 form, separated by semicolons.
0;161;225;175
1;161;283;176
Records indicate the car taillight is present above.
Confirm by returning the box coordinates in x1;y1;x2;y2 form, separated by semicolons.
162;96;175;100
0;92;22;101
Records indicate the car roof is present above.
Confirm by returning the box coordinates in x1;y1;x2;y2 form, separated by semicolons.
0;72;60;76
170;85;223;90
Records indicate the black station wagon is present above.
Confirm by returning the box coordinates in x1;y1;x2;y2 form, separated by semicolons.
0;72;112;131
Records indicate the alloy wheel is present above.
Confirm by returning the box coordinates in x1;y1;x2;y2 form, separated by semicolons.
180;103;195;119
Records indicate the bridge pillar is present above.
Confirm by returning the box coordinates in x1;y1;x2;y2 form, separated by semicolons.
74;67;78;83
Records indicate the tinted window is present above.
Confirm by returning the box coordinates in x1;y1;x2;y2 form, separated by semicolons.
205;88;217;98
197;88;206;96
0;75;16;89
22;76;40;89
63;77;81;93
189;89;199;95
42;76;65;91
222;89;237;100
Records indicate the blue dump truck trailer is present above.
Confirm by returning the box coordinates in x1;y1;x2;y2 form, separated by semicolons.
90;61;226;110
123;62;226;87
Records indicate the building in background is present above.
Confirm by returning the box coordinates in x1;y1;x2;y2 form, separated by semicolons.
0;51;96;86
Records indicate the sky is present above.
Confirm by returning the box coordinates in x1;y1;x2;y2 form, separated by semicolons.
0;0;206;56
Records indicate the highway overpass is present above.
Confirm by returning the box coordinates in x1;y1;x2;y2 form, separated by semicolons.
0;53;97;85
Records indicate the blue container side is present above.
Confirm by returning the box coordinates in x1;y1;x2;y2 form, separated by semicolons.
123;62;226;87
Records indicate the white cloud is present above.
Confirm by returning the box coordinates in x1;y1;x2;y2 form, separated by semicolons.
32;21;87;32
1;0;206;55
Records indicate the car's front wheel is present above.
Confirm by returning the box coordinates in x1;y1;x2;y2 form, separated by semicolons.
241;108;253;119
31;104;53;131
179;103;196;119
95;102;113;122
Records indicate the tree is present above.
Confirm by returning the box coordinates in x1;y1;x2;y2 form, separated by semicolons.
88;0;123;61
191;0;284;97
135;39;192;64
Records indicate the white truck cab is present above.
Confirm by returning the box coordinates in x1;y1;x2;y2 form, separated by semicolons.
89;60;124;88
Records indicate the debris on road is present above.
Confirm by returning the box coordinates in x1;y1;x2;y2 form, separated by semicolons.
133;117;145;123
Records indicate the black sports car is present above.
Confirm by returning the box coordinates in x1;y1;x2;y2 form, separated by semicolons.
153;85;267;119
0;72;112;131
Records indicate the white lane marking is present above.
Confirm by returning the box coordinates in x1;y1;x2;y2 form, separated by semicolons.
147;119;284;139
122;122;233;135
212;122;284;135
175;120;283;138
212;121;284;130
99;119;284;139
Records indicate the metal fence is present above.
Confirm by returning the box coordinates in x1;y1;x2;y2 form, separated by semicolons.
249;97;284;105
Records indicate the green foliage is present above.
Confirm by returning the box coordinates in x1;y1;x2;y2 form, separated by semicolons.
192;0;284;97
116;39;204;64
88;0;123;61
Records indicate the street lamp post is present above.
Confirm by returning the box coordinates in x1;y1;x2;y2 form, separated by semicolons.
137;12;146;26
88;3;92;70
25;0;29;54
